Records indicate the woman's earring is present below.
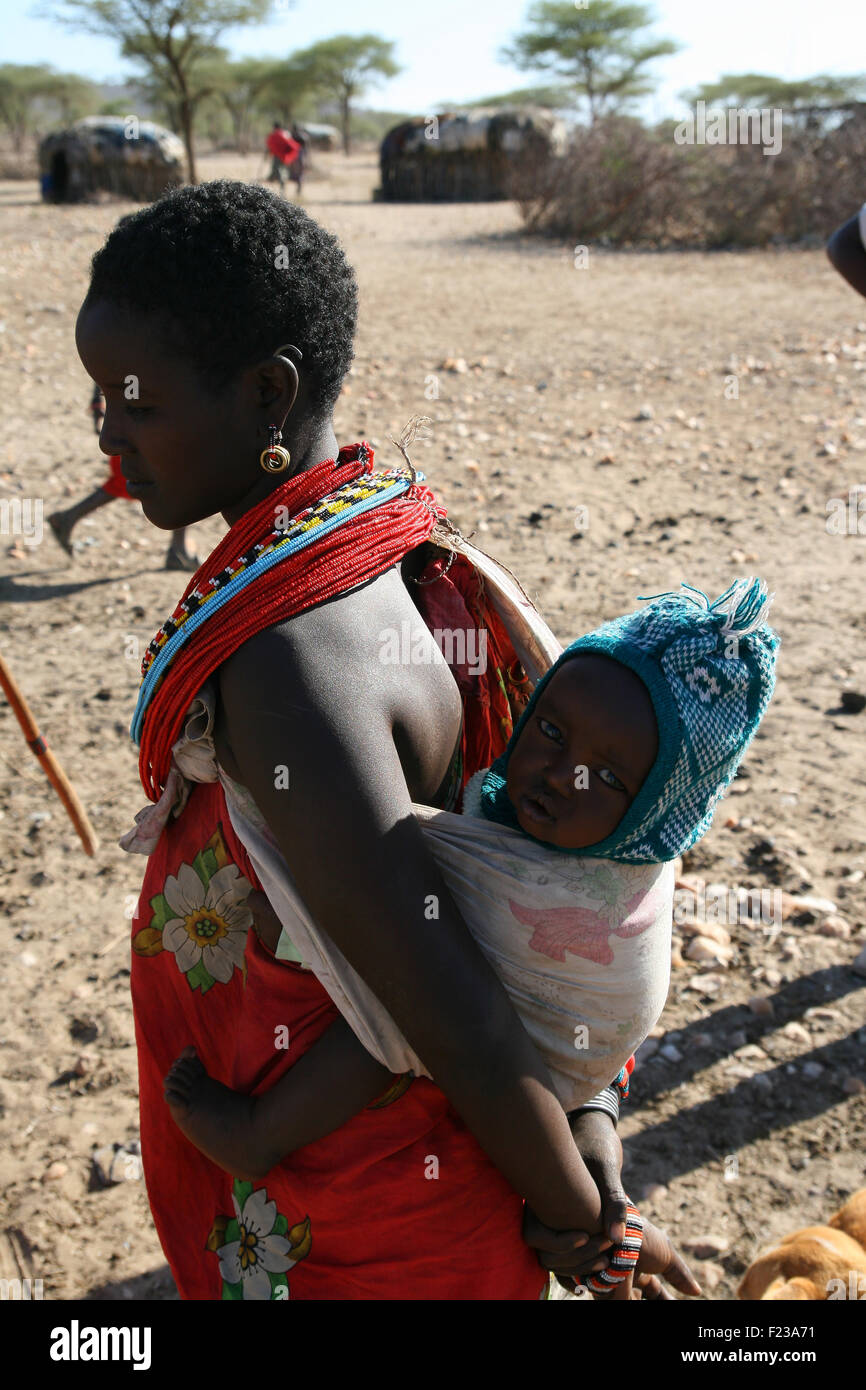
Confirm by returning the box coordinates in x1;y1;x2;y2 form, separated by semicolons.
260;424;291;474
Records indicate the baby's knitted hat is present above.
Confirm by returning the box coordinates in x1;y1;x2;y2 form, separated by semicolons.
479;579;779;864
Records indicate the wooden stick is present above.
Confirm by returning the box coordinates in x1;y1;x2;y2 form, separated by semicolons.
0;650;99;856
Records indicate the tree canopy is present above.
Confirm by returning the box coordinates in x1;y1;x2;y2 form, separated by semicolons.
288;34;400;153
462;83;574;111
0;63;97;152
43;0;276;180
682;72;866;111
502;0;678;124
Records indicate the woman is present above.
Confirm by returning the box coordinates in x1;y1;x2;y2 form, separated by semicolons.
80;181;694;1299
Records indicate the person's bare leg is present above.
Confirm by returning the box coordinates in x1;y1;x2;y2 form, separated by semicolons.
48;489;113;555
165;528;200;571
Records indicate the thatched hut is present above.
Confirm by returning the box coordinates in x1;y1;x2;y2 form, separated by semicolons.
39;117;185;204
378;108;567;202
298;122;339;151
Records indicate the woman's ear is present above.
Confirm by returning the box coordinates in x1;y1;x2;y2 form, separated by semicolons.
254;354;300;417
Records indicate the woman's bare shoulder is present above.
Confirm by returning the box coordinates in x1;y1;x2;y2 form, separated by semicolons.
215;566;462;799
219;567;430;688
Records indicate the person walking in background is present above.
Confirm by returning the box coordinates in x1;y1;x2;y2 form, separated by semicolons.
266;122;302;197
288;124;308;196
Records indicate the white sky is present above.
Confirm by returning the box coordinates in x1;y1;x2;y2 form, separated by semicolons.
4;0;866;118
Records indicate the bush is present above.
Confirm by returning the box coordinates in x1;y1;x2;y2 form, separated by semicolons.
513;111;866;248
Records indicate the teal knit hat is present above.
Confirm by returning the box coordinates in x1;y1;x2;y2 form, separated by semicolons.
479;579;780;864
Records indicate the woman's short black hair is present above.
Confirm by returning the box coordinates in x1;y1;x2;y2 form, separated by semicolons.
85;181;358;410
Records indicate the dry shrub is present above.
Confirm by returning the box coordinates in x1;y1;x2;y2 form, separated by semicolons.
0;149;39;180
514;112;866;248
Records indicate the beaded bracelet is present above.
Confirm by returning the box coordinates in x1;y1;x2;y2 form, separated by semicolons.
570;1084;620;1126
581;1201;644;1295
570;1054;635;1128
614;1056;635;1102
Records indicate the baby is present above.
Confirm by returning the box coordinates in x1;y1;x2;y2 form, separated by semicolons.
164;578;778;1278
164;572;778;1139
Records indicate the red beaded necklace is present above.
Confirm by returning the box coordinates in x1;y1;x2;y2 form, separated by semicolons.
136;443;445;801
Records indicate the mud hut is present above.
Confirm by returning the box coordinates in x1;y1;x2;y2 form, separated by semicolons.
38;116;185;204
299;122;339;151
378;108;567;202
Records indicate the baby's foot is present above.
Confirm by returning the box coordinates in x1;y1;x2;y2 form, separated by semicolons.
164;1046;263;1179
48;513;75;557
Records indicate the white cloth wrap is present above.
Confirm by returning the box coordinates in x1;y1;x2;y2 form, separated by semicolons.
122;679;672;1113
119;540;672;1111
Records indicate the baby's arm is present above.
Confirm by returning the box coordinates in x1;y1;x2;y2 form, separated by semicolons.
164;1015;397;1180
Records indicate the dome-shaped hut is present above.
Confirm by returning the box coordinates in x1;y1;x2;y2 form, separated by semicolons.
378;108;566;202
39;116;185;204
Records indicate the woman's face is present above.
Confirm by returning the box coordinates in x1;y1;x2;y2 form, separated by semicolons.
75;300;295;530
505;654;659;850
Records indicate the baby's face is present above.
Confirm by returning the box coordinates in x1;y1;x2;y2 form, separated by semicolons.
505;654;658;850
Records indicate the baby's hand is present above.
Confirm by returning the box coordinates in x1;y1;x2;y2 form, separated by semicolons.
636;1218;702;1297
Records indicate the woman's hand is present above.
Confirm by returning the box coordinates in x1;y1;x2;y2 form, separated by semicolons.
634;1218;701;1297
569;1110;630;1243
522;1110;625;1282
523;1110;701;1298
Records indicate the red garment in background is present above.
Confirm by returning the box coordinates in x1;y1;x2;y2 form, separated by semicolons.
101;454;130;500
266;129;301;166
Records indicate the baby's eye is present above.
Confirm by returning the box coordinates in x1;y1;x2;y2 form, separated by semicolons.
538;717;562;742
598;767;627;793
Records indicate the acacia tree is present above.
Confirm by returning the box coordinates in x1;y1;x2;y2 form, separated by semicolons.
200;53;276;153
53;72;99;123
502;0;678;126
464;84;574;110
0;65;97;152
681;72;866;134
43;0;277;181
290;34;400;154
0;65;56;152
259;52;324;128
683;72;866;110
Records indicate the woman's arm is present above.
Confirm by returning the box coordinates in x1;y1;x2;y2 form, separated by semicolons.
217;614;602;1234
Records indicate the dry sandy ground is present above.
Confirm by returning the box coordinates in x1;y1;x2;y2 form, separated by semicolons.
0;150;864;1302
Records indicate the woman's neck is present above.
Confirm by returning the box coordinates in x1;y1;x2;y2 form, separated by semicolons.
221;417;340;527
292;418;341;477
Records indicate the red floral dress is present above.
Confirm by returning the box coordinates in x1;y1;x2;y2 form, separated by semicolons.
130;554;548;1300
